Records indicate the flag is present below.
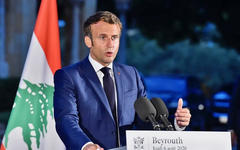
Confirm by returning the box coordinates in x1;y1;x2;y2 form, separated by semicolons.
1;0;65;149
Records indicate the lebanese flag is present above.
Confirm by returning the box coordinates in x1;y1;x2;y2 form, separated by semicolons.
0;0;65;149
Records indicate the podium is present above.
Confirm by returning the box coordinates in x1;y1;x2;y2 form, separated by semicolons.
125;130;231;150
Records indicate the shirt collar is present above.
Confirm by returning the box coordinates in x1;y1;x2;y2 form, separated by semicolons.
88;54;113;73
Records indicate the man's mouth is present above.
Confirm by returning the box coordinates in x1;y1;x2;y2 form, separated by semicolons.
106;52;113;57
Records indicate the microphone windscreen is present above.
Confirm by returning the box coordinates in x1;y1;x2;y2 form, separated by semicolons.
134;97;157;122
150;97;169;118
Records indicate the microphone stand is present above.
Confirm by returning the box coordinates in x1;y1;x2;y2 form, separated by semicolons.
147;115;161;131
159;115;174;131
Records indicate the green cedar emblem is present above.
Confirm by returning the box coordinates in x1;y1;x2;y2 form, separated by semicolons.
4;79;54;150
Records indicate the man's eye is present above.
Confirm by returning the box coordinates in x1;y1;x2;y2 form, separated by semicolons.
100;36;105;40
111;36;118;40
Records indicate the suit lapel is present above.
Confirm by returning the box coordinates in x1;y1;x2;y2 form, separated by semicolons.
113;64;124;126
79;57;115;121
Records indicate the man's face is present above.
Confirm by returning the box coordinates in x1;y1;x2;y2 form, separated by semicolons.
85;21;121;66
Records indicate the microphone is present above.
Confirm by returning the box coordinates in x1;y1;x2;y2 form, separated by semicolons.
150;97;174;131
134;97;161;130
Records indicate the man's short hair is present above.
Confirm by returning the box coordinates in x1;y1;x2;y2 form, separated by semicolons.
83;11;122;38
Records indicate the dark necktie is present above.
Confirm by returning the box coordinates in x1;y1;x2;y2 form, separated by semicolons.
100;67;117;120
100;67;120;147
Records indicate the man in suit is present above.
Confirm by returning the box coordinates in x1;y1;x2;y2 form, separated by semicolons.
54;11;191;150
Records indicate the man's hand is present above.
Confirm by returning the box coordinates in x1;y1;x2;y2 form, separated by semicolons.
175;98;191;128
83;143;104;150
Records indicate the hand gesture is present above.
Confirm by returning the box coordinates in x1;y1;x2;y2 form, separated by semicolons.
175;98;191;128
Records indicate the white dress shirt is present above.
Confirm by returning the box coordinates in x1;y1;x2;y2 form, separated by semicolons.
88;54;118;108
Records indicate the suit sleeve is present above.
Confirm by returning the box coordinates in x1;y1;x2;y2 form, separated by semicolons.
54;69;91;149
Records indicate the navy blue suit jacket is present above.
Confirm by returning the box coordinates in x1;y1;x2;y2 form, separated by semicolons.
54;57;147;149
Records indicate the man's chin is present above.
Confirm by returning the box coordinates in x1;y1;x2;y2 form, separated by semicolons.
102;60;113;65
105;57;115;62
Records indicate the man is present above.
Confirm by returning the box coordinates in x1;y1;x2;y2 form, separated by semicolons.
54;11;191;150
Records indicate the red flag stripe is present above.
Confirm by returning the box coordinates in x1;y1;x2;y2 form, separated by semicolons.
34;0;61;74
0;143;6;150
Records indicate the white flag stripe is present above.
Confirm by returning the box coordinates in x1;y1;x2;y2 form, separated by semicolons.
20;33;54;86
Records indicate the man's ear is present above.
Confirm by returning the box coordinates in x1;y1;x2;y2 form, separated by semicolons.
84;36;92;48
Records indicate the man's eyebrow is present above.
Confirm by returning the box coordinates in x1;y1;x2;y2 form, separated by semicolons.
98;33;119;37
98;33;107;36
112;34;120;37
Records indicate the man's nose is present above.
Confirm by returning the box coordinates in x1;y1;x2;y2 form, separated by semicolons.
107;38;114;48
